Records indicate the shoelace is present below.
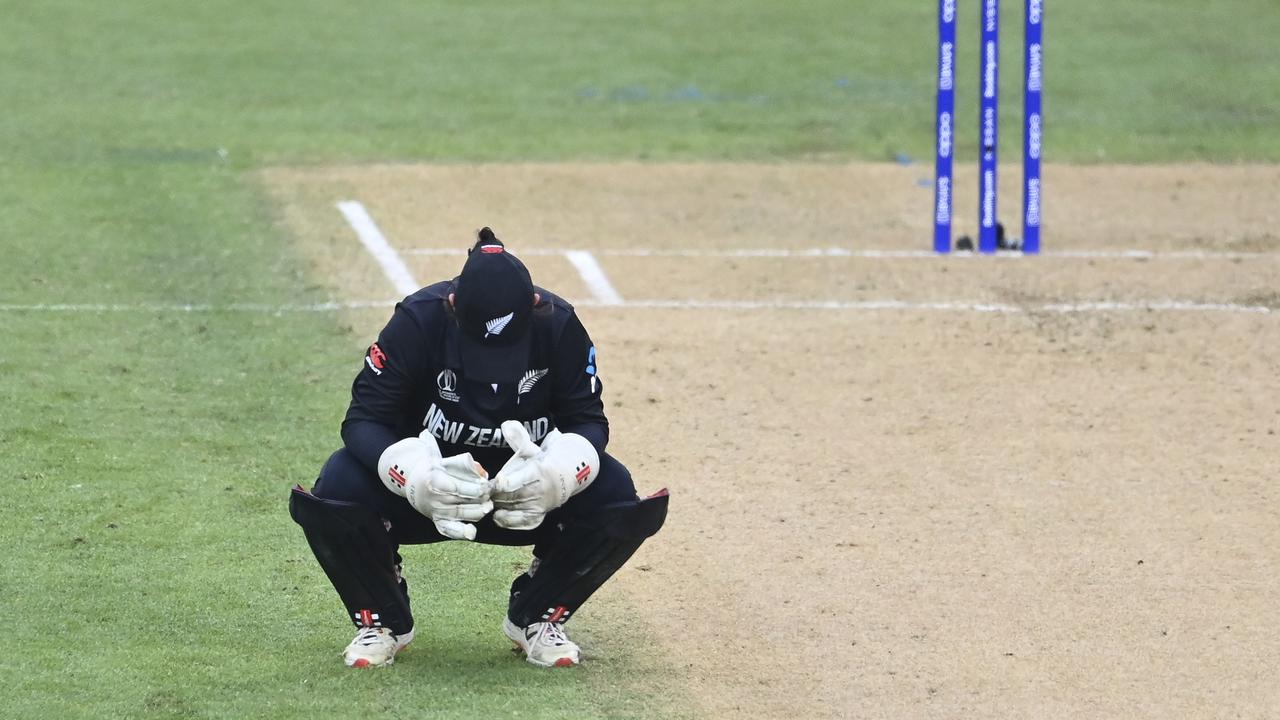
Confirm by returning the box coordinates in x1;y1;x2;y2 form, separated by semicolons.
540;622;570;646
354;626;386;646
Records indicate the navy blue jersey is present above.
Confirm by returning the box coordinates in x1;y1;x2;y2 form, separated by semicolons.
342;281;607;477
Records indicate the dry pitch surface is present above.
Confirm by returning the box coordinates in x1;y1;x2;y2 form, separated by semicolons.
265;163;1280;719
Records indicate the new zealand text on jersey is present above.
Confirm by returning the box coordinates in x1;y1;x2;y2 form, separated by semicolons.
422;403;551;449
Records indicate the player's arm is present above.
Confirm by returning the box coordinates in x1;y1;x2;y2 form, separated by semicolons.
341;307;424;472
547;312;609;452
342;307;492;540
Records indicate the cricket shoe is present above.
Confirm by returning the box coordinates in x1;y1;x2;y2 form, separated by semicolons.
343;625;415;668
504;616;580;668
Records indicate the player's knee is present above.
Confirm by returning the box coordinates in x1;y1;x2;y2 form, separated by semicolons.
568;453;638;510
312;448;375;503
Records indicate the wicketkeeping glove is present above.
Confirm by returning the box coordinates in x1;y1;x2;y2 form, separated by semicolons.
377;431;493;541
491;420;599;530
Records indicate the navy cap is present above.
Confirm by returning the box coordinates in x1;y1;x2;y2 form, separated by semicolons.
453;228;535;383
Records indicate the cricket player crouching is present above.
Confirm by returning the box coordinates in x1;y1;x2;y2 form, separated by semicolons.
289;228;667;668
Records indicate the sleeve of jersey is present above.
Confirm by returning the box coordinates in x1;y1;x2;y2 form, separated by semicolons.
341;307;425;472
551;311;609;453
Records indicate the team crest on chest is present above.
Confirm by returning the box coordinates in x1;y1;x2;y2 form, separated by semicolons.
517;368;549;404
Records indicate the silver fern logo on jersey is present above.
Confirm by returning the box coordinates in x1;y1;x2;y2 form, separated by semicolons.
484;312;514;338
517;368;549;403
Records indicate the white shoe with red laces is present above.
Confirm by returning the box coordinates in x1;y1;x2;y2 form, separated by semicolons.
343;626;415;668
504;617;580;668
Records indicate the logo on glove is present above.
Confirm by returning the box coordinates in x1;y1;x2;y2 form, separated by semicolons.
388;465;407;488
575;462;591;484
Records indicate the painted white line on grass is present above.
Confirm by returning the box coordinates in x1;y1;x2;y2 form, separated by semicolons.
1039;249;1268;260
564;251;624;305
578;299;1275;314
404;247;932;258
403;246;1274;260
336;201;419;296
0;301;400;313
2;299;1272;314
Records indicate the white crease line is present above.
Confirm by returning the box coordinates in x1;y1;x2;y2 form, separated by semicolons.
404;247;932;257
336;201;419;296
0;301;399;313
576;299;1274;314
1;299;1271;314
564;250;624;305
403;246;1274;260
1039;250;1267;259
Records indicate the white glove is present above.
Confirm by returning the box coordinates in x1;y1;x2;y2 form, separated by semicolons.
378;432;492;541
377;431;442;498
491;420;599;530
406;454;492;541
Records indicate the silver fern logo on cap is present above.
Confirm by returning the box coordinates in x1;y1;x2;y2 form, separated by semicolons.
484;312;514;338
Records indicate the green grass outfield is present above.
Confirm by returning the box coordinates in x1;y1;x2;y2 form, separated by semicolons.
1;2;1277;718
